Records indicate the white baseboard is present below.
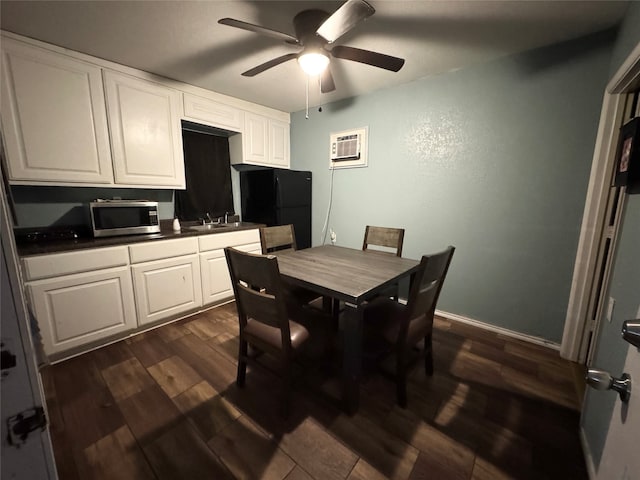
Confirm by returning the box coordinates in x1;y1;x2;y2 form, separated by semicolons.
435;309;561;351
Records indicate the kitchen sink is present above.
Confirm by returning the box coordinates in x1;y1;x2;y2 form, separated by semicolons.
185;222;241;232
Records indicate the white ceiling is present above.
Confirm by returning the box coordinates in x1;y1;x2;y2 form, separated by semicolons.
0;1;629;113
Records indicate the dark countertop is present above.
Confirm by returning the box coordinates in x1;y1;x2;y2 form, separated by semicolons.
16;222;264;257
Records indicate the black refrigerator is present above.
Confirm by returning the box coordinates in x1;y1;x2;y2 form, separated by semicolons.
240;168;312;249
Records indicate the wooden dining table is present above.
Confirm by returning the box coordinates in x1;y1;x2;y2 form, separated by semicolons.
274;245;420;414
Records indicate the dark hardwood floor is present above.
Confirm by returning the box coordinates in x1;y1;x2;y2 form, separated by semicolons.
41;302;588;479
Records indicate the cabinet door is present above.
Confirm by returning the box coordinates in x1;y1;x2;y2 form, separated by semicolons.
200;249;232;305
132;254;202;325
269;119;290;168
104;70;185;188
183;93;242;132
242;112;269;164
0;38;113;184
27;267;136;356
200;243;261;305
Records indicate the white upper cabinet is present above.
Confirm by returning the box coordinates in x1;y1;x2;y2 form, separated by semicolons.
0;38;114;184
230;112;290;169
183;93;243;132
243;112;269;164
269;119;290;168
103;70;186;188
0;32;291;186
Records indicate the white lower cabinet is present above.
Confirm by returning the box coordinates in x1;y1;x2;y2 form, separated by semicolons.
23;246;135;356
22;229;260;357
129;237;202;325
199;229;261;305
27;266;137;356
131;254;202;326
200;243;261;305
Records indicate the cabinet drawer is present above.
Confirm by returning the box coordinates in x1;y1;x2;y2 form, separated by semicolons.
183;93;243;132
129;237;198;264
198;229;260;252
22;246;129;281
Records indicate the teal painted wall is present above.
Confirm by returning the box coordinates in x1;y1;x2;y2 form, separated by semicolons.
608;1;640;78
290;30;615;343
582;1;640;470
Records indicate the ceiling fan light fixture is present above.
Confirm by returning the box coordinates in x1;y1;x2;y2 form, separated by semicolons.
298;51;329;76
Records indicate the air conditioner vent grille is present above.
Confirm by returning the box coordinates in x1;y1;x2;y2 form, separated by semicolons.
329;127;368;169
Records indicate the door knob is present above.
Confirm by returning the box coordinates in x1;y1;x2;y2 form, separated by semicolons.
586;368;631;402
622;320;640;349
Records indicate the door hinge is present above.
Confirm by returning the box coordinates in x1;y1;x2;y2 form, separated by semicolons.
6;407;47;447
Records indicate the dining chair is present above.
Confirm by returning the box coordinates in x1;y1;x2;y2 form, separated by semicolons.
363;245;455;407
224;246;313;416
362;225;405;257
260;224;322;308
361;225;406;302
260;224;298;254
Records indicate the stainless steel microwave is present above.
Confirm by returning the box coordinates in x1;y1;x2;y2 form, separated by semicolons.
89;200;160;238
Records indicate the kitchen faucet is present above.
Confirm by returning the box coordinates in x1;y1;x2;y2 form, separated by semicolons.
203;212;216;225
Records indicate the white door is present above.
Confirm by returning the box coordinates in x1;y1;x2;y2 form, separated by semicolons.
1;179;57;478
583;191;640;478
596;341;640;480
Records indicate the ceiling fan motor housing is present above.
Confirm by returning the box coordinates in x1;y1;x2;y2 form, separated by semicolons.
293;9;331;47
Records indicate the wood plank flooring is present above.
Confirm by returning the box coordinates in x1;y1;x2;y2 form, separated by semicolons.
41;303;588;479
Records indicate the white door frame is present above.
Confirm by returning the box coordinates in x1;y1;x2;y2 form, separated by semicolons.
561;41;640;362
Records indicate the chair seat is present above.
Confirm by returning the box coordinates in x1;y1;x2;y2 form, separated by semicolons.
364;297;430;346
244;318;310;351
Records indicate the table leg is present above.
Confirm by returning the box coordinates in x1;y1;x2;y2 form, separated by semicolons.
342;302;362;415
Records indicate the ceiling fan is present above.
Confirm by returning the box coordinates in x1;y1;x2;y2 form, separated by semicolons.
218;0;405;93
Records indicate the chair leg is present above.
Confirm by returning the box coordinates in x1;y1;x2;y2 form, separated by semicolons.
396;348;408;408
332;298;340;331
424;333;434;376
237;339;248;387
280;357;292;418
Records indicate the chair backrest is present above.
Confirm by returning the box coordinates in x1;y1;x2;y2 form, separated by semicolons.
260;224;297;254
224;247;291;350
405;246;455;328
363;225;405;257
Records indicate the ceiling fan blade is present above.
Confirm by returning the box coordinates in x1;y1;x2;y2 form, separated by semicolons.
218;18;299;45
316;0;375;44
241;53;299;77
320;67;336;93
331;45;405;72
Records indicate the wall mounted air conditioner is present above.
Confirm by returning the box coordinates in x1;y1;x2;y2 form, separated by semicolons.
329;127;368;169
